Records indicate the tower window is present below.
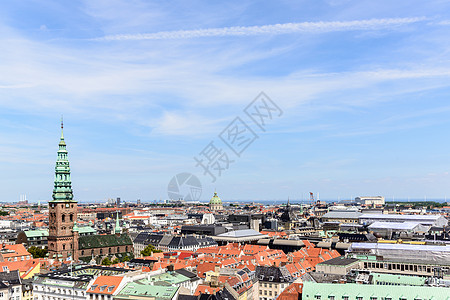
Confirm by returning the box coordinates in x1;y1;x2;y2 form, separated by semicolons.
63;244;65;250
62;214;65;222
70;214;73;222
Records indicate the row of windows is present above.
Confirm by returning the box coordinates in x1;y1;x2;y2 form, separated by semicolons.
364;262;433;273
34;287;85;296
7;256;31;262
80;246;129;256
259;290;278;296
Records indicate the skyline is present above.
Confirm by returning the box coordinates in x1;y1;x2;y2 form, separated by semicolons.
2;1;450;202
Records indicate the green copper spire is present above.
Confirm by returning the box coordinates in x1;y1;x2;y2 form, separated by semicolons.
115;211;121;234
51;119;75;202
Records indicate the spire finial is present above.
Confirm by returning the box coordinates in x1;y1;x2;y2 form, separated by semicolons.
115;211;121;234
60;116;64;139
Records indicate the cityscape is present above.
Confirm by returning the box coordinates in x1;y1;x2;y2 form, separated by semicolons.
1;1;450;300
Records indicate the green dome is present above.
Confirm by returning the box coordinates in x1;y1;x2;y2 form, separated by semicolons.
209;192;222;205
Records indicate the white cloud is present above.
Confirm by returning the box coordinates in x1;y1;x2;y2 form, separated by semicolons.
95;17;427;41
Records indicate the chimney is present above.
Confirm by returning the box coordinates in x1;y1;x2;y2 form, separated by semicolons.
167;264;175;272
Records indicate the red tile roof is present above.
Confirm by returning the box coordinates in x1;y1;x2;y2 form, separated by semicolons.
88;276;124;295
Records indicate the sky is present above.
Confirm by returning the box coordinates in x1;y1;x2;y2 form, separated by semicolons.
1;1;450;203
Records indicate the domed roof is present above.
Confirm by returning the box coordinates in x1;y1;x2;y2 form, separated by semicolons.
209;192;222;205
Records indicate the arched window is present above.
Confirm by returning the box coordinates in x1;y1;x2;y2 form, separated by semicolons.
70;214;73;222
62;214;65;222
63;244;65;250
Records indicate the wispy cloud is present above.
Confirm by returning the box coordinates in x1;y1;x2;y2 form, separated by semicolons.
95;17;427;41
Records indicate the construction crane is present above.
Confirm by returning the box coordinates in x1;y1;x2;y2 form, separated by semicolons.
310;192;316;207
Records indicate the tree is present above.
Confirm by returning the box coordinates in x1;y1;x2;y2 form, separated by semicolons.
101;257;112;266
121;255;130;262
141;244;162;257
112;258;119;264
0;211;8;216
28;246;48;258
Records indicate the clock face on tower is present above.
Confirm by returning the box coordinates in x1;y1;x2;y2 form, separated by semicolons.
66;203;69;208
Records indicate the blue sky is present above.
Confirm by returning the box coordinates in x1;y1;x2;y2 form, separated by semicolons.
1;0;450;203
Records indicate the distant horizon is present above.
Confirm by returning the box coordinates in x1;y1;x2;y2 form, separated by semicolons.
2;197;449;204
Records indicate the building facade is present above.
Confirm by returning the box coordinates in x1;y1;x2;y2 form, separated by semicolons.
355;196;385;206
209;192;223;211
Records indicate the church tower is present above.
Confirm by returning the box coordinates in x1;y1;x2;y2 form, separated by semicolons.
48;119;78;261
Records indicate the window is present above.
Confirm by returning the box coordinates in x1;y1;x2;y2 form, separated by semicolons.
356;297;363;300
315;296;321;300
329;296;335;300
343;296;349;300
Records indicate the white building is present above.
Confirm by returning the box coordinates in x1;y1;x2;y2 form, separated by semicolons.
355;196;385;206
201;214;215;225
359;213;448;227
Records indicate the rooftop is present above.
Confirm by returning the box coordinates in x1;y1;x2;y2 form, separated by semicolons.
317;256;359;266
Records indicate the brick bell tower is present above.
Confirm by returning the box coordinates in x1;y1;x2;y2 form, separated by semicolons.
48;119;79;261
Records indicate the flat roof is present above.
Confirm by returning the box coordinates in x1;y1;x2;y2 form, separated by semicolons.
318;256;359;266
